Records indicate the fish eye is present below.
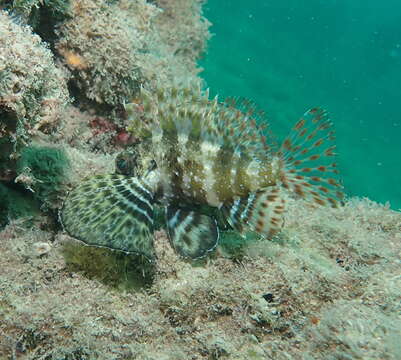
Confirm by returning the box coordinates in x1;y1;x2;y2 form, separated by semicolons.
115;150;138;176
117;159;126;169
149;160;157;171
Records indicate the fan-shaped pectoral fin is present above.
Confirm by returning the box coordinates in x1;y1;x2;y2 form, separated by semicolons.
60;174;155;259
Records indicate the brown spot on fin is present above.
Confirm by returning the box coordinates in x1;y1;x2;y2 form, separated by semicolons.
221;186;286;239
278;108;344;207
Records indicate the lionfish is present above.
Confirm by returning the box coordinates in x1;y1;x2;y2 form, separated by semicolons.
60;86;343;260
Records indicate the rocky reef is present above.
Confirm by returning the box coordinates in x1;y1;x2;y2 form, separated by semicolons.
0;0;210;217
0;198;399;359
0;1;400;359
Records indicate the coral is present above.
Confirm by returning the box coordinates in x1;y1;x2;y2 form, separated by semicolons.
0;0;211;238
61;144;116;190
304;301;401;359
55;0;158;107
0;10;69;130
154;0;211;62
0;0;70;29
54;0;209;112
4;1;398;359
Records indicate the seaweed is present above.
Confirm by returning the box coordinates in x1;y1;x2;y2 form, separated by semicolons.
16;146;69;206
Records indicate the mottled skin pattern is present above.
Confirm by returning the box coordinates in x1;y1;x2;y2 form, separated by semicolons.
127;88;281;209
131;137;278;209
61;86;343;259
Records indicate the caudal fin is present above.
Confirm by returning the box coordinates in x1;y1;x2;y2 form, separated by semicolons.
278;108;344;207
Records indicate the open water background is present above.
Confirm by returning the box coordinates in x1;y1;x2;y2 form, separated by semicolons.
200;0;401;209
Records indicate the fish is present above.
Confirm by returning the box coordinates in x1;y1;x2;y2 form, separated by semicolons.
60;86;344;260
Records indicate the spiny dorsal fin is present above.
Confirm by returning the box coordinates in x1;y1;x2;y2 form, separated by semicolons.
60;174;155;259
165;206;219;259
128;86;272;160
278;108;344;207
221;186;286;239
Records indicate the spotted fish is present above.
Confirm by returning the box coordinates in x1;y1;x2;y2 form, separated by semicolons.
60;86;343;260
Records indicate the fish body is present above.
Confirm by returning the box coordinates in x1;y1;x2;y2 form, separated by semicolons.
61;86;343;259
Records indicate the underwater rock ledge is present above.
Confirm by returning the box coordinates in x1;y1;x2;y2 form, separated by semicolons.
0;197;400;359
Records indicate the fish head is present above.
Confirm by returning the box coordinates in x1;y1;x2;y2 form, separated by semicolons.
115;142;157;179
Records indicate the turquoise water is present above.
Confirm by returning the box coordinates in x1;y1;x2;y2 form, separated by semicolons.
200;0;401;209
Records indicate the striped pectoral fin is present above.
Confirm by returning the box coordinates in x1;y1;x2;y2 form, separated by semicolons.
221;187;286;239
165;206;219;259
60;174;155;259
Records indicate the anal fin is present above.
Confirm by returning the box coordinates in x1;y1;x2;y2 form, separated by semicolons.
221;187;286;238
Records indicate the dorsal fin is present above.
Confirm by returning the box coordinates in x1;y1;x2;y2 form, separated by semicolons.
126;86;272;160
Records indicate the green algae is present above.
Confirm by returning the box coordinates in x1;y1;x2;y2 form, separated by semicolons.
16;146;69;205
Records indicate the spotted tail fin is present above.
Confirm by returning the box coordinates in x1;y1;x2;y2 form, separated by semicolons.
278;108;344;207
165;206;219;259
221;187;286;239
60;174;155;259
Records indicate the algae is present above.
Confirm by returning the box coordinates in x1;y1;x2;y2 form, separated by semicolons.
16;146;69;205
61;239;154;291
